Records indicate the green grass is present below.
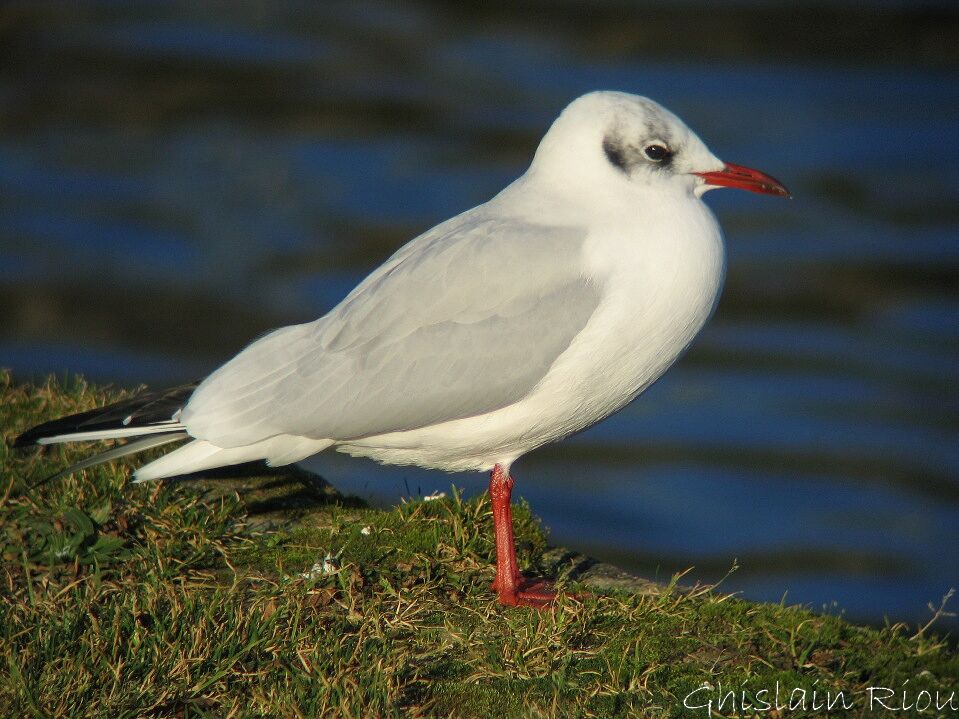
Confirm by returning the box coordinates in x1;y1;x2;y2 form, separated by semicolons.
1;371;956;717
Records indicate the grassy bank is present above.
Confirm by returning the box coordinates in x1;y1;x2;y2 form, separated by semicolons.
1;371;956;717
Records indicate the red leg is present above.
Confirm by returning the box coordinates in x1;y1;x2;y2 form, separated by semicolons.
488;464;557;608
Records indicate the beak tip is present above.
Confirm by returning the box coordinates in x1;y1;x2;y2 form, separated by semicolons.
697;162;790;199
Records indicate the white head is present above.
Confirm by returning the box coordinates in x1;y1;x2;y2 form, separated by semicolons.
528;91;788;201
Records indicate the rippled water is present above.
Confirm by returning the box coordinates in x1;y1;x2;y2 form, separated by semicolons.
3;2;957;630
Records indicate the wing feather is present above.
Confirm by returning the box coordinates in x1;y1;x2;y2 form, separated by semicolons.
183;214;599;446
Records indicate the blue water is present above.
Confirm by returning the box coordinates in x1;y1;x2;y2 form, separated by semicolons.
2;2;957;631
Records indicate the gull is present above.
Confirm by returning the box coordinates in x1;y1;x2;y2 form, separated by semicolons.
15;91;788;607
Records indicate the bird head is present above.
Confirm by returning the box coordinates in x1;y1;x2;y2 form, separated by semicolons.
530;91;789;200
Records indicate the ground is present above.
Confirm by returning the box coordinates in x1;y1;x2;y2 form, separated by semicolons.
1;371;956;718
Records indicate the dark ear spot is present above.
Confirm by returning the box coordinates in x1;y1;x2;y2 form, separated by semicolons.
603;137;628;173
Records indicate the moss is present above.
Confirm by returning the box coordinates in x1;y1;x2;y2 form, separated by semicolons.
1;371;956;717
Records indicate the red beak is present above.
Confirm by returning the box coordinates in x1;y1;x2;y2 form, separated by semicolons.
695;162;790;198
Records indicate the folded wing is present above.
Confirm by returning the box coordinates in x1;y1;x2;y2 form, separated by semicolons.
183;214;600;447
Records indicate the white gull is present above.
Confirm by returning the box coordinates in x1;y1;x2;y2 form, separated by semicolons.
17;90;789;606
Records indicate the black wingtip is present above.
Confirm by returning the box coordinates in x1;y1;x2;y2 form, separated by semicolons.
11;382;199;450
14;414;75;448
13;427;42;448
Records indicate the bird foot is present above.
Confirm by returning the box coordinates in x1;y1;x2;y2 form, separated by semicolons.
495;577;559;608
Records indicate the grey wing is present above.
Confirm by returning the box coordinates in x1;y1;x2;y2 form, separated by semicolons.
182;214;600;447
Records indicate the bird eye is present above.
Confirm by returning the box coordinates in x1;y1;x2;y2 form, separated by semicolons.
644;144;670;162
